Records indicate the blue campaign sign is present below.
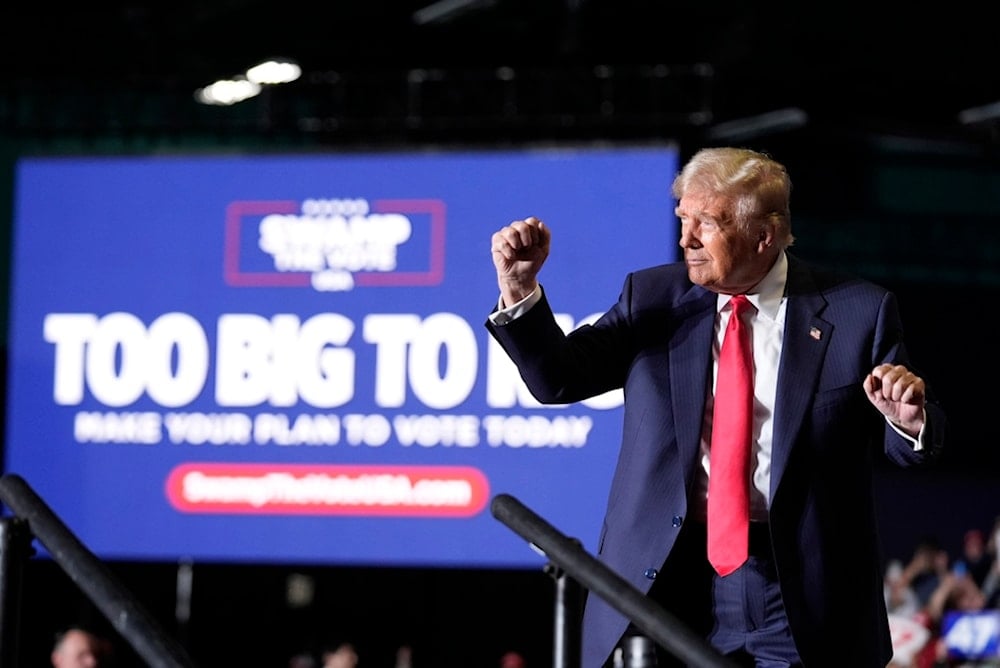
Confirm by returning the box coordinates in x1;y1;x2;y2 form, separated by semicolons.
5;144;680;568
943;610;1000;661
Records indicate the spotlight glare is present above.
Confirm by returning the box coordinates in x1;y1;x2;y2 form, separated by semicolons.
195;78;262;106
246;59;302;85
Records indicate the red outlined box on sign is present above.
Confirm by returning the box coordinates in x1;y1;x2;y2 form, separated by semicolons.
223;199;446;287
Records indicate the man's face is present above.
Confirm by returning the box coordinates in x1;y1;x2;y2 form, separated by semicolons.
323;644;358;668
51;630;100;668
676;188;770;295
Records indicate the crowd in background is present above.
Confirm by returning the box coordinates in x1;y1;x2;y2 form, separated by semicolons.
886;517;1000;667
285;642;526;668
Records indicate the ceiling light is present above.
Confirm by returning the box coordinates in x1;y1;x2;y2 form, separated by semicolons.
195;58;301;106
195;78;262;106
246;58;302;85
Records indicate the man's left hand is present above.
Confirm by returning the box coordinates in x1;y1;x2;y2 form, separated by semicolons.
863;363;926;437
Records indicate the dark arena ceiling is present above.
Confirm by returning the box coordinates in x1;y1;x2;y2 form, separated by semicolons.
3;1;1000;149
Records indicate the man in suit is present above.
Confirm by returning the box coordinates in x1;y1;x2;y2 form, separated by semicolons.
486;147;945;667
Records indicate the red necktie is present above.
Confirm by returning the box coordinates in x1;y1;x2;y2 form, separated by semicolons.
707;294;754;576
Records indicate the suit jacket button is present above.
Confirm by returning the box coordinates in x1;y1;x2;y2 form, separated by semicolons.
644;568;658;579
671;516;683;528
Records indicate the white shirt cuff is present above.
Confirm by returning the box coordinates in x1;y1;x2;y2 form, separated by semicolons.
887;409;928;451
489;286;543;325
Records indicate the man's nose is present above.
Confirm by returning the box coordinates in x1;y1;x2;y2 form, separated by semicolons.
679;225;699;248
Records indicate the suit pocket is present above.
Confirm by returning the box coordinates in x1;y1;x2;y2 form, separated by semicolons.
811;383;861;411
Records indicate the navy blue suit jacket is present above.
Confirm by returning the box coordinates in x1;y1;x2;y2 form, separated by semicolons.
486;254;945;668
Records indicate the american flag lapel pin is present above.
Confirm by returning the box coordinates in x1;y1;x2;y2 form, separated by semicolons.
809;326;822;341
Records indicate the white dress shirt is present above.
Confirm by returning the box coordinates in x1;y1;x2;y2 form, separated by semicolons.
693;252;788;523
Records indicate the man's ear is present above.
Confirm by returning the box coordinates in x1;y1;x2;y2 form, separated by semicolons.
757;223;776;251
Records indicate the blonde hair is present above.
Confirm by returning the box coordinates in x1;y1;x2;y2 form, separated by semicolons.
672;147;795;249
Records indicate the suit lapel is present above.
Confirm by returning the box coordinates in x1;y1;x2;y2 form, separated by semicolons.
669;287;716;482
770;259;829;495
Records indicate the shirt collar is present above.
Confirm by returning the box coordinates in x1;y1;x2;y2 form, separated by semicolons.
715;252;787;320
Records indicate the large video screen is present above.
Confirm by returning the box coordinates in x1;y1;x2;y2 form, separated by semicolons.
4;145;680;568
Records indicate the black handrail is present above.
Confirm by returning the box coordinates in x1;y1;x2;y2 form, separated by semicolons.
0;473;196;668
0;515;30;667
490;493;740;668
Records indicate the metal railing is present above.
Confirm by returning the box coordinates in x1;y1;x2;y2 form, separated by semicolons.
0;473;196;668
491;492;740;668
